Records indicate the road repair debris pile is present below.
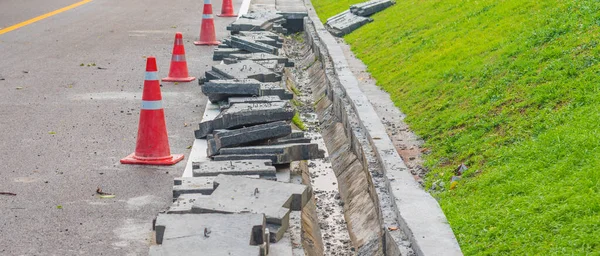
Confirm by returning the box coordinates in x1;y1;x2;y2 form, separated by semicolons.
325;0;395;37
148;10;332;256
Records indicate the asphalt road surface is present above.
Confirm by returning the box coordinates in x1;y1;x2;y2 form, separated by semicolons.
0;0;240;254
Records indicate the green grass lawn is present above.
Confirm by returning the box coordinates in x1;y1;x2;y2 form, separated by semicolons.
312;0;600;254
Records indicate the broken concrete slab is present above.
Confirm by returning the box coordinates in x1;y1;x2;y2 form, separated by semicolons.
195;101;295;139
231;36;280;55
213;47;248;61
150;213;266;255
260;83;294;100
192;160;277;179
230;52;290;65
227;18;271;33
192;175;310;241
222;95;283;110
326;10;373;37
212;60;282;83
214;143;325;164
211;121;292;151
167;193;209;214
239;31;283;42
350;0;395;17
202;79;263;103
173;177;216;199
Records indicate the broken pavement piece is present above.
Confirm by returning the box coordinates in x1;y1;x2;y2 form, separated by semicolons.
211;60;282;83
151;213;266;255
325;10;373;37
211;121;292;152
221;95;283;110
195;101;295;139
192;160;277;179
173;177;216;199
350;0;396;17
214;143;325;164
191;175;310;241
202;79;262;103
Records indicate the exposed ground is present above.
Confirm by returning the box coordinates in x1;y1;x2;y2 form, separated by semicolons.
312;0;600;254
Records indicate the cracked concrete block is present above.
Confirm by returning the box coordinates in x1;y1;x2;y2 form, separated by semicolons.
173;177;216;199
195;101;295;139
212;60;282;83
213;47;248;61
191;175;310;242
227;18;270;33
239;31;282;42
167;193;209;214
202;79;262;103
215;143;325;164
212;121;292;150
260;83;294;100
326;10;372;37
221;95;283;110
150;213;266;256
350;0;395;17
230;52;290;65
230;36;280;54
192;160;277;179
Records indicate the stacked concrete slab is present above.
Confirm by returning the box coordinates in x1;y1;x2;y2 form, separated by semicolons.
325;0;395;37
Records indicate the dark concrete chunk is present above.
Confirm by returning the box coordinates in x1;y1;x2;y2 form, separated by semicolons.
202;79;262;103
350;0;395;17
212;121;292;150
230;52;289;64
260;83;294;100
191;175;310;242
221;95;283;110
326;10;373;37
215;143;325;164
150;213;266;255
173;177;216;199
192;160;277;179
230;36;279;55
213;47;247;61
195;101;295;138
212;60;282;83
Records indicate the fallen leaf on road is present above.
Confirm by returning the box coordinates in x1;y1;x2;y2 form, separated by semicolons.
387;226;399;231
56;205;62;209
99;194;116;199
22;71;29;74
0;192;17;196
187;146;192;149
171;25;177;28
15;87;23;90
48;131;56;135
184;123;188;127
80;63;85;66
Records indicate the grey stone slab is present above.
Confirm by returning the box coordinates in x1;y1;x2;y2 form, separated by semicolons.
239;31;282;42
216;143;325;164
212;121;292;150
150;213;266;256
260;83;294;100
230;52;289;64
231;36;280;55
212;60;282;83
222;95;283;110
202;79;262;103
350;0;395;17
204;70;227;82
227;18;270;33
213;47;248;61
192;160;276;179
325;10;372;37
173;177;216;199
195;101;295;139
167;193;209;214
191;175;310;242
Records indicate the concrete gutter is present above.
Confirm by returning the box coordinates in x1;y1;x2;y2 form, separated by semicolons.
302;1;463;255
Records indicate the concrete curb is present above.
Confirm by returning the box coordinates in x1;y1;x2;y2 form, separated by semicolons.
302;1;463;255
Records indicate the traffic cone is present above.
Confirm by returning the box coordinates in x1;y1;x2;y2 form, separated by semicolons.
218;0;237;17
194;0;221;46
163;32;196;82
121;57;184;166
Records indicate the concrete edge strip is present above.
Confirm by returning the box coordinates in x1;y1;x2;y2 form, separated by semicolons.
301;1;463;255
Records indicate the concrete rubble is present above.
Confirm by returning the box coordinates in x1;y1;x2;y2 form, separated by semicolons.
350;0;396;17
326;0;395;37
192;160;277;179
206;121;292;156
195;101;295;139
213;143;325;165
209;60;282;82
221;95;283;110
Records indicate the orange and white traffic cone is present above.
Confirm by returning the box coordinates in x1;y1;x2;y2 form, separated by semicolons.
163;32;196;82
218;0;237;17
194;0;221;46
121;57;184;166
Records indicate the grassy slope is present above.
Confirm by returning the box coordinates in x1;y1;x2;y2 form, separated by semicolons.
312;0;600;255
